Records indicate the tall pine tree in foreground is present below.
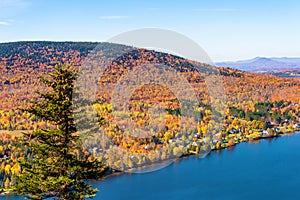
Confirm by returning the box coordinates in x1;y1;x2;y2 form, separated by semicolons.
15;65;106;200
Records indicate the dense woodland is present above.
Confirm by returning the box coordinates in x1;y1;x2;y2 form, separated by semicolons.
1;42;300;189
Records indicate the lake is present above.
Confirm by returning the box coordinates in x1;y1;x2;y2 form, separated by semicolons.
3;132;300;200
94;132;300;200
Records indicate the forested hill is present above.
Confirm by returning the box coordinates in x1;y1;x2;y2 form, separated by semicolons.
0;41;300;130
0;41;98;57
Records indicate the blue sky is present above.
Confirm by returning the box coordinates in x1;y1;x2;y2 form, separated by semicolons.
0;0;299;61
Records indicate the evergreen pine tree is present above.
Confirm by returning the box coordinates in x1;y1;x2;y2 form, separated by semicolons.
15;65;106;200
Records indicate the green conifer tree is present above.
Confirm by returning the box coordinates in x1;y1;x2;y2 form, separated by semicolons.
15;65;106;200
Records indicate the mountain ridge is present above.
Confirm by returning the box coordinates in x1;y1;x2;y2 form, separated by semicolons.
217;57;300;73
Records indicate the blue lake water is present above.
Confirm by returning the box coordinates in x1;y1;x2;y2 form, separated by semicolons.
3;132;300;200
94;132;300;200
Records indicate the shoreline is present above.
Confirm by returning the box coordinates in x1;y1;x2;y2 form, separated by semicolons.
0;189;13;196
96;130;299;181
1;130;299;196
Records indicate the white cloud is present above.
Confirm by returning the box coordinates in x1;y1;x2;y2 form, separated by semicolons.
0;21;10;26
0;0;27;8
193;8;238;12
99;15;130;20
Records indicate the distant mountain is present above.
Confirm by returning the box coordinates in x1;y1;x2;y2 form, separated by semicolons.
217;57;300;73
271;57;300;64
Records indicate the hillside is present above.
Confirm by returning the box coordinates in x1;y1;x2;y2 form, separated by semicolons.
1;41;300;172
1;42;300;130
0;42;299;132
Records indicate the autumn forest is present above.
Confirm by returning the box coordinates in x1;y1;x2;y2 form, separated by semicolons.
1;41;300;194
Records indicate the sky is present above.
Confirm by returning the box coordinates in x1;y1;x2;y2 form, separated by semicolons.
0;0;299;62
